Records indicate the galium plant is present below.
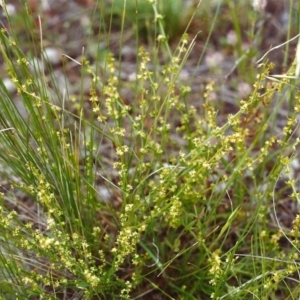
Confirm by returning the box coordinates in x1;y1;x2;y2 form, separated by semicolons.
0;0;300;299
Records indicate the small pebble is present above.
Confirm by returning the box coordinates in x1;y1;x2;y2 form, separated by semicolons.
98;187;111;202
43;47;62;65
2;77;16;93
5;4;17;16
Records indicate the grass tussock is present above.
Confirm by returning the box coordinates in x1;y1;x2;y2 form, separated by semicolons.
0;0;300;299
